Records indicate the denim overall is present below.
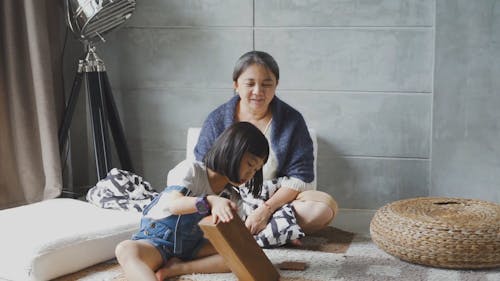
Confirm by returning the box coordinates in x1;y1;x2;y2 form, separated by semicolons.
131;185;207;263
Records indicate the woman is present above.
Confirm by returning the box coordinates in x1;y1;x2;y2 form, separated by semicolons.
194;50;338;236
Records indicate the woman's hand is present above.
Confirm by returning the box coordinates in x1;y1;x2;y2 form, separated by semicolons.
245;187;299;234
245;203;273;234
208;196;237;224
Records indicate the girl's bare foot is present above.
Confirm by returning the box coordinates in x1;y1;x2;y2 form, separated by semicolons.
155;257;182;281
288;238;303;247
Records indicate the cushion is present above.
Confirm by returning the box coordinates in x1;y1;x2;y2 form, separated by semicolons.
186;127;318;190
370;197;500;269
86;168;158;212
0;198;141;281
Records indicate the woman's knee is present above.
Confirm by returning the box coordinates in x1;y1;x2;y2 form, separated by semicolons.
293;190;338;233
296;190;338;219
294;201;332;224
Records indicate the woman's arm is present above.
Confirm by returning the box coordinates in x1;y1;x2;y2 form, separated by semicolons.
264;186;299;212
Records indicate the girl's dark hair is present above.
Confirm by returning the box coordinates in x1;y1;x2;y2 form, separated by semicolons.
203;122;269;197
232;50;280;82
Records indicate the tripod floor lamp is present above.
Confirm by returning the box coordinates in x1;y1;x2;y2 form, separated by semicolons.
60;0;136;185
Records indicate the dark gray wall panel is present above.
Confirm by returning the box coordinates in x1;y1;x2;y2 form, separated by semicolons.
121;89;233;151
255;29;433;92
255;0;434;27
432;0;500;203
127;0;253;27
319;156;429;209
101;28;253;89
129;149;186;191
280;92;431;158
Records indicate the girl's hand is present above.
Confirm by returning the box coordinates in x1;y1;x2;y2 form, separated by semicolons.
245;204;273;234
208;196;237;224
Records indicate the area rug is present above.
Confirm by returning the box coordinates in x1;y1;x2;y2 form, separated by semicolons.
55;227;500;281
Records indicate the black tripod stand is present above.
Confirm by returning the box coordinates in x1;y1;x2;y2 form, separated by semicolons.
59;45;133;185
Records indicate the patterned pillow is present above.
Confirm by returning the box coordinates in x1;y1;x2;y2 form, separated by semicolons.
86;168;158;212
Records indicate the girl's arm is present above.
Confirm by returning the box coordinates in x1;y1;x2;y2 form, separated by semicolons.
164;191;198;214
166;192;237;223
207;196;237;224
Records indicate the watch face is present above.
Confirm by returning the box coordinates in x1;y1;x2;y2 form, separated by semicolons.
196;197;210;215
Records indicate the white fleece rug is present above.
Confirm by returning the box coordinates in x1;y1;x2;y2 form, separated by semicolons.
173;235;500;281
55;228;500;281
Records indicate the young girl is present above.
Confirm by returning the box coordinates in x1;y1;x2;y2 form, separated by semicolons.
115;122;269;281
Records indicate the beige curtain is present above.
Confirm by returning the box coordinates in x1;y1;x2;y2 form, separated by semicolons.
0;0;65;209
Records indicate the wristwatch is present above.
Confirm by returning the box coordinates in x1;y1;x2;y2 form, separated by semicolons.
195;196;210;215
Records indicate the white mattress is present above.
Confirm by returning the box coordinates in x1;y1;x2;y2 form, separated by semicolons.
0;198;141;281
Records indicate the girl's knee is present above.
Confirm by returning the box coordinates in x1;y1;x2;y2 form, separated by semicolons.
115;240;138;263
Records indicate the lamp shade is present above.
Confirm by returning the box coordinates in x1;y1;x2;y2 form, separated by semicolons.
65;0;136;43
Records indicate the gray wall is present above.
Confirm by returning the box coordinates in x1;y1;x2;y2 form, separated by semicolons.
432;0;500;201
69;0;499;209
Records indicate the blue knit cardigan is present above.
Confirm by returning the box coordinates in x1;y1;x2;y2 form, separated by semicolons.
194;95;314;183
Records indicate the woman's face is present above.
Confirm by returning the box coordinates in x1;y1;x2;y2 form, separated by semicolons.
228;152;265;186
234;63;278;113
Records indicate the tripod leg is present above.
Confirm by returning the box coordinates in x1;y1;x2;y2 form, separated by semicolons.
58;71;84;154
101;71;134;172
86;71;112;180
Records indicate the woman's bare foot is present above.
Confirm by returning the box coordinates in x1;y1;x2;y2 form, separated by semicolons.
155;257;182;281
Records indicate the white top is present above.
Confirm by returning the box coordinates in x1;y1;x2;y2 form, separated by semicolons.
262;119;278;180
166;160;215;196
146;160;214;219
262;120;313;192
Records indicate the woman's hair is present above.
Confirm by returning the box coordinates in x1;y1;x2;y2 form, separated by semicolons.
232;50;280;82
203;122;269;196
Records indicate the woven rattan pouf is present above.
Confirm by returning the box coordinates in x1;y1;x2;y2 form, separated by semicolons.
370;197;500;269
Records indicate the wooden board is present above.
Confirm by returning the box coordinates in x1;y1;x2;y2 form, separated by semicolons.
198;216;280;281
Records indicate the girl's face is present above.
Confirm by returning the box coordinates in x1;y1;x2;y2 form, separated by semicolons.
228;152;265;186
234;64;278;113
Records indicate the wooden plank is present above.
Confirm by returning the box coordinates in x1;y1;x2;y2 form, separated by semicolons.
277;261;308;271
198;216;280;281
